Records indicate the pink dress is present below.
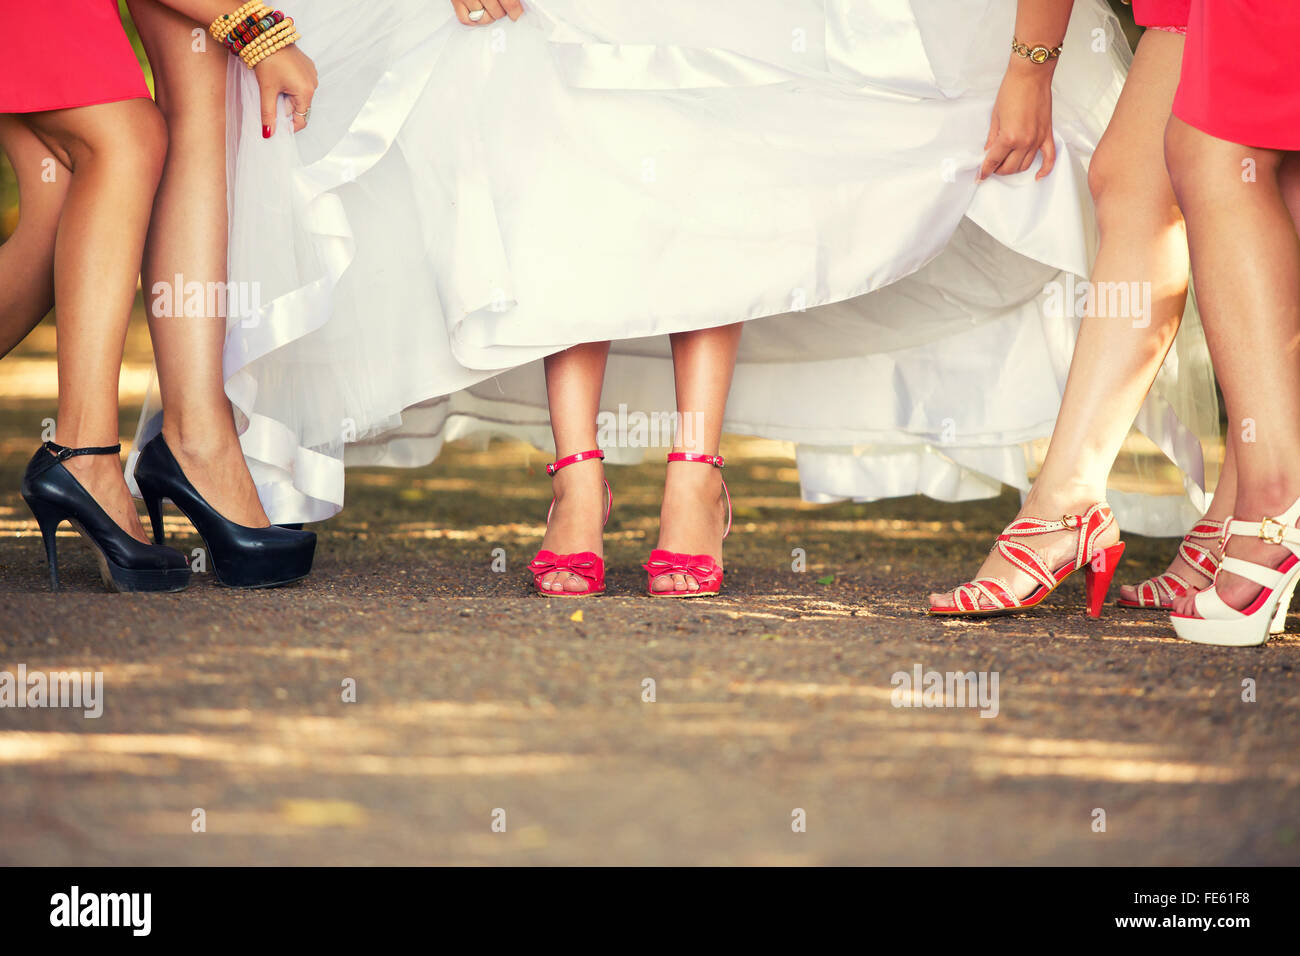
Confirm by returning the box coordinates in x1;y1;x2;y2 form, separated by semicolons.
1174;0;1300;150
0;0;150;113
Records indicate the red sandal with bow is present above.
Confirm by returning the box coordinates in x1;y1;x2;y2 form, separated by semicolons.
644;452;732;598
528;449;612;598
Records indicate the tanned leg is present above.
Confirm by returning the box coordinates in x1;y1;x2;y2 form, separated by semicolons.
129;0;270;527
932;30;1189;609
0;117;69;357
537;341;611;592
649;323;743;594
1167;125;1300;615
21;98;169;542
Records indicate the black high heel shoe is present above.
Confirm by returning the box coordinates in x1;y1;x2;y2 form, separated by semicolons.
133;435;316;589
20;441;192;593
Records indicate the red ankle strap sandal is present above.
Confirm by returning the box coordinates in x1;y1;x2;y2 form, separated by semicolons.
929;502;1125;618
643;451;731;598
529;449;612;597
1117;518;1223;610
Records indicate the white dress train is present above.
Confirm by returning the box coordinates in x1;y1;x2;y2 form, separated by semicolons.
131;0;1220;534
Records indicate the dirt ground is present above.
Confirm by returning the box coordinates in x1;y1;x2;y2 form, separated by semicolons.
0;322;1297;866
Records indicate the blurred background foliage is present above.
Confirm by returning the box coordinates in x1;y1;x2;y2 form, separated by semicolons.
2;1;1138;241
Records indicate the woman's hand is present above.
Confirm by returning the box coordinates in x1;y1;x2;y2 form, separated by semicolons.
452;0;525;26
255;45;319;138
979;61;1057;182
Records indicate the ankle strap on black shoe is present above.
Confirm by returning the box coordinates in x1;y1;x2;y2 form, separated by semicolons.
29;440;123;480
44;440;122;461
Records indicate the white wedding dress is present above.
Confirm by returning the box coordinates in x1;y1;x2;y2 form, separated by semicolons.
131;0;1219;533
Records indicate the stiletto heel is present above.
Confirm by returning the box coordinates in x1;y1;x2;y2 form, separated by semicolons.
1172;496;1300;647
132;436;316;589
141;485;166;546
19;441;191;593
23;495;66;591
528;449;611;597
644;452;731;598
1083;542;1126;618
930;503;1122;617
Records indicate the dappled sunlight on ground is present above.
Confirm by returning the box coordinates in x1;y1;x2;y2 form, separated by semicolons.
0;311;1291;865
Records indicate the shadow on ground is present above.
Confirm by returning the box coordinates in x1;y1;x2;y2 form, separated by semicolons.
1;412;1297;864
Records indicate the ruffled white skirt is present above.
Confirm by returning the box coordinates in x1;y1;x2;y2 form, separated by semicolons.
132;0;1219;534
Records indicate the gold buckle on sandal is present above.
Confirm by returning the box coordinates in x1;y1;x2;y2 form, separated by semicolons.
1259;516;1288;545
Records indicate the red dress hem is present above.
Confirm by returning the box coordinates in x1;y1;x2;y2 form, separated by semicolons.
0;1;150;115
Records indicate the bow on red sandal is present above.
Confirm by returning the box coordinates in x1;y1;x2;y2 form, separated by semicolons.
528;449;612;597
643;452;731;598
928;503;1126;618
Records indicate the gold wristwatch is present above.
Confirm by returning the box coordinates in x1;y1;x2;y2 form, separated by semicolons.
1011;37;1064;64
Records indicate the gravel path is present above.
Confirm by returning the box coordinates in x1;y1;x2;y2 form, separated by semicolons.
1;423;1296;865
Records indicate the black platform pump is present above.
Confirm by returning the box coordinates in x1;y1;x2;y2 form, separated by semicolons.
20;441;192;592
133;434;315;589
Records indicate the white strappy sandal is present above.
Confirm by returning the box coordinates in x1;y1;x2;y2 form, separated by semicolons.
1170;496;1300;647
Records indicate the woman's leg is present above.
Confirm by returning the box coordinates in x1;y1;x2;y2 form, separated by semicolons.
1116;143;1300;600
21;98;168;541
1166;125;1300;615
931;30;1188;608
538;341;611;592
128;0;269;527
0;117;69;357
650;322;743;593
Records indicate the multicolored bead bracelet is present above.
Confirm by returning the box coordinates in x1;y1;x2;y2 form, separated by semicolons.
209;2;300;68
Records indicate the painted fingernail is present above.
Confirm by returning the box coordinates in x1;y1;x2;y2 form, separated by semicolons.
262;125;272;139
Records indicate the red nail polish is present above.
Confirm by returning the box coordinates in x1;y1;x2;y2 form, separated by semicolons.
262;125;272;139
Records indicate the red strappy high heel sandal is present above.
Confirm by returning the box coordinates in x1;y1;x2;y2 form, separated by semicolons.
1116;518;1223;610
643;452;732;598
928;503;1126;618
528;449;612;598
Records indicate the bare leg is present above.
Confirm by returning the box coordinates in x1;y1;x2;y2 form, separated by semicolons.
537;341;611;592
1167;125;1300;615
1117;154;1300;599
931;31;1188;609
21;99;168;542
1116;437;1238;602
0;117;69;357
649;323;743;594
128;0;270;527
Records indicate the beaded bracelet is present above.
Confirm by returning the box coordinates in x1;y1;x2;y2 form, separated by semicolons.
229;12;287;55
225;11;280;55
239;19;295;64
210;2;269;42
209;2;301;69
243;31;300;69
